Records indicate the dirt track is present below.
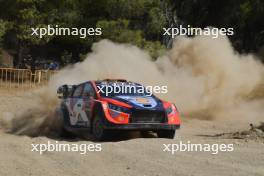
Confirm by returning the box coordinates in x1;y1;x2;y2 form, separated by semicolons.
0;93;264;176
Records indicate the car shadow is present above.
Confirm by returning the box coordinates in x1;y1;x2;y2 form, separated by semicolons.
46;131;158;143
5;126;158;142
100;131;157;142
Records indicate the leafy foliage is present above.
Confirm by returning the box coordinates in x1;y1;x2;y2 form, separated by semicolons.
167;0;264;53
0;0;263;67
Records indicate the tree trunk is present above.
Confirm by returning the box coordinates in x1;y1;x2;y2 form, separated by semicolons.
16;43;23;68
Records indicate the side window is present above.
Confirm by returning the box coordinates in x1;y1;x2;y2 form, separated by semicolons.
83;83;95;98
73;85;83;97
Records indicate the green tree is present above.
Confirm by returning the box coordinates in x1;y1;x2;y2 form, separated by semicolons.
0;0;167;65
165;0;264;54
0;20;7;44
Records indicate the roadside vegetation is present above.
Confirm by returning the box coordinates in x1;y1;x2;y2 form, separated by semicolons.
0;0;263;68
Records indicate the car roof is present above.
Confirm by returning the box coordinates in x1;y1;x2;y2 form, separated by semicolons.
95;79;142;86
74;79;143;88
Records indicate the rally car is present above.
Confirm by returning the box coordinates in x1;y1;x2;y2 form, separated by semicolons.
56;79;180;140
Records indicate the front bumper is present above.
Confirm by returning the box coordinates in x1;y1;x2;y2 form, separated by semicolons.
104;122;180;130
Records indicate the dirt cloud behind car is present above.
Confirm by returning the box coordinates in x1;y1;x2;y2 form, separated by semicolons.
1;34;264;136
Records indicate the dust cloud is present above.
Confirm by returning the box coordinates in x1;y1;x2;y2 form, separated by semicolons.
1;34;264;136
50;35;264;120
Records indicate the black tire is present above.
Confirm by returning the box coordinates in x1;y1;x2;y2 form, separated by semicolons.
61;105;70;126
92;115;107;141
157;130;176;139
51;107;65;136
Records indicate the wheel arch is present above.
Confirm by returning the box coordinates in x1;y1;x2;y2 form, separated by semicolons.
91;101;105;130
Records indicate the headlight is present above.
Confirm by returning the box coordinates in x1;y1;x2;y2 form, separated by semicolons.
108;103;131;113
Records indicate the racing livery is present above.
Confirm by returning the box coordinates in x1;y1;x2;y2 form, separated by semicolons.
57;79;181;140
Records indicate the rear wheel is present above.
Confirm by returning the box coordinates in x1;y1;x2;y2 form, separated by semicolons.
157;130;175;139
92;115;107;141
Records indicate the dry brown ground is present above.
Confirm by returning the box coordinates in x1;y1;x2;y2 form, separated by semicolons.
0;91;263;176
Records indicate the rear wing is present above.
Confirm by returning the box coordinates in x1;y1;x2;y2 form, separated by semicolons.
57;84;75;98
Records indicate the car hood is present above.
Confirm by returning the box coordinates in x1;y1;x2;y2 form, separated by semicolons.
111;95;164;111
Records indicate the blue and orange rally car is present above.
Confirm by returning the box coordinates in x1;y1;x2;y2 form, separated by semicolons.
57;79;180;140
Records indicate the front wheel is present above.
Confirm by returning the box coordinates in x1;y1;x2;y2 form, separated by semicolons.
92;115;108;141
157;130;175;139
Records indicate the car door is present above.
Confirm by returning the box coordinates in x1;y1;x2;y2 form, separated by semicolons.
70;84;86;127
81;82;96;128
